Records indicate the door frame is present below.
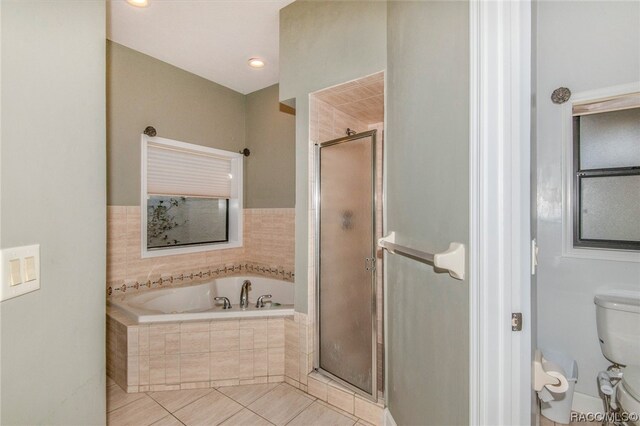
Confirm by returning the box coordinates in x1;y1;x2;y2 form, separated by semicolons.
469;1;533;425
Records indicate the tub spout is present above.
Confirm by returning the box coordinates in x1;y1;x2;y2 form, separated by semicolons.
240;280;251;309
214;297;232;309
256;294;272;308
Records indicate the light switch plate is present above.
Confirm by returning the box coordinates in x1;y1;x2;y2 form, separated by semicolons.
1;244;40;302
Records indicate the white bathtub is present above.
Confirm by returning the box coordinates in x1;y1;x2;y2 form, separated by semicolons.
109;276;294;323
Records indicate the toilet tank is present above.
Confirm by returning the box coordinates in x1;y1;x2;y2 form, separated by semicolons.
595;291;640;366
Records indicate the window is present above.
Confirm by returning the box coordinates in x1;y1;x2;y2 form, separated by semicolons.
141;135;243;257
571;92;640;251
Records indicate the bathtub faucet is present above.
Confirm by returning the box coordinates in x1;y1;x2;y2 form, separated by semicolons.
256;294;272;308
214;297;232;309
240;280;251;309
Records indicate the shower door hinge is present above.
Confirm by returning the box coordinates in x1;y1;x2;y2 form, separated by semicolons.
512;313;523;331
365;258;376;272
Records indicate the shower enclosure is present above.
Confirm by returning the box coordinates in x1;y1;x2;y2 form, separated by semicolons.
315;130;378;399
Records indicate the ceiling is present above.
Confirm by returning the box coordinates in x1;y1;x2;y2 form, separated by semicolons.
107;0;295;95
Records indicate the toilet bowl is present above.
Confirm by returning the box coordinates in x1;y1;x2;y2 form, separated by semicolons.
595;291;640;424
617;366;640;425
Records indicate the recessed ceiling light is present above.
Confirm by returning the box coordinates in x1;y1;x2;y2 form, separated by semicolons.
126;0;149;7
248;58;265;69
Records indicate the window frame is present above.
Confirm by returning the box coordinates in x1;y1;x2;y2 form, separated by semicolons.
140;134;243;259
562;83;640;262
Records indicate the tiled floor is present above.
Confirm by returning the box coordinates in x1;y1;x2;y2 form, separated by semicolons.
540;413;600;426
107;377;375;426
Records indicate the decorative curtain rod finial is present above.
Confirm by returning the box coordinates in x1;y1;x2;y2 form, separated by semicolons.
239;148;250;157
551;87;571;104
144;126;157;137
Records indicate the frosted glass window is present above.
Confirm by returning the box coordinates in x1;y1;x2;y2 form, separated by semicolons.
579;108;640;170
580;176;640;242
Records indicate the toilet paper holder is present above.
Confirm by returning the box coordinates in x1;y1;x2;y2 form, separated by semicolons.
534;349;565;392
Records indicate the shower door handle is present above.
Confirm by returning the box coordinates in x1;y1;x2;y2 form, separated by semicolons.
365;257;376;272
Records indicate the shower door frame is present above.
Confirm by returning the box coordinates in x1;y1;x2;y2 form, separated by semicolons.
314;129;378;401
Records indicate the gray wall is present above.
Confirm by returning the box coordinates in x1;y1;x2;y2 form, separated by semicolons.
107;41;246;206
245;84;295;208
385;2;469;424
1;1;106;424
279;0;387;312
536;1;640;398
279;0;387;102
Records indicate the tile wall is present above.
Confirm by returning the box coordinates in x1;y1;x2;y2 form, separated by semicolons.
107;308;288;393
107;207;294;296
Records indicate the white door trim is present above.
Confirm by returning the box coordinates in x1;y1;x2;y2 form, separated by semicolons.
469;1;532;425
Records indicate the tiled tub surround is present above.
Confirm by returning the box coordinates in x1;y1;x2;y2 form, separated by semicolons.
107;207;295;296
108;308;384;424
107;308;289;394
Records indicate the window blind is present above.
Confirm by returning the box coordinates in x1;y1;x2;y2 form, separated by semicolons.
147;143;233;198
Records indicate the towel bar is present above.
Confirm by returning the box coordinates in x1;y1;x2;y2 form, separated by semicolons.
378;232;466;280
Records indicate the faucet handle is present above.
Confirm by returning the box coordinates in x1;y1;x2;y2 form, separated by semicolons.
256;294;272;308
214;296;232;309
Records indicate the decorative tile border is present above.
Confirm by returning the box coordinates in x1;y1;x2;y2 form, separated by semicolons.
107;262;294;297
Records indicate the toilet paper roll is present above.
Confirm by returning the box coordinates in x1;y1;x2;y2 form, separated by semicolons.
542;364;569;394
545;370;569;394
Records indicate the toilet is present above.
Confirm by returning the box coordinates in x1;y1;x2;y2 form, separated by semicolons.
595;291;640;424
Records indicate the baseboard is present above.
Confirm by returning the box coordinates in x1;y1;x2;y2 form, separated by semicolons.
381;396;602;424
384;408;397;426
572;392;605;414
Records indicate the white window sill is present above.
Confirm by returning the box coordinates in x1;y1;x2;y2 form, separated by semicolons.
141;240;243;259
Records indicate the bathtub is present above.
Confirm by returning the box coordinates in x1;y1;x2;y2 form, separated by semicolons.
109;276;294;323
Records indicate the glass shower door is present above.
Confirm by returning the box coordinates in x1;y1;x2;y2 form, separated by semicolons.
316;130;376;398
